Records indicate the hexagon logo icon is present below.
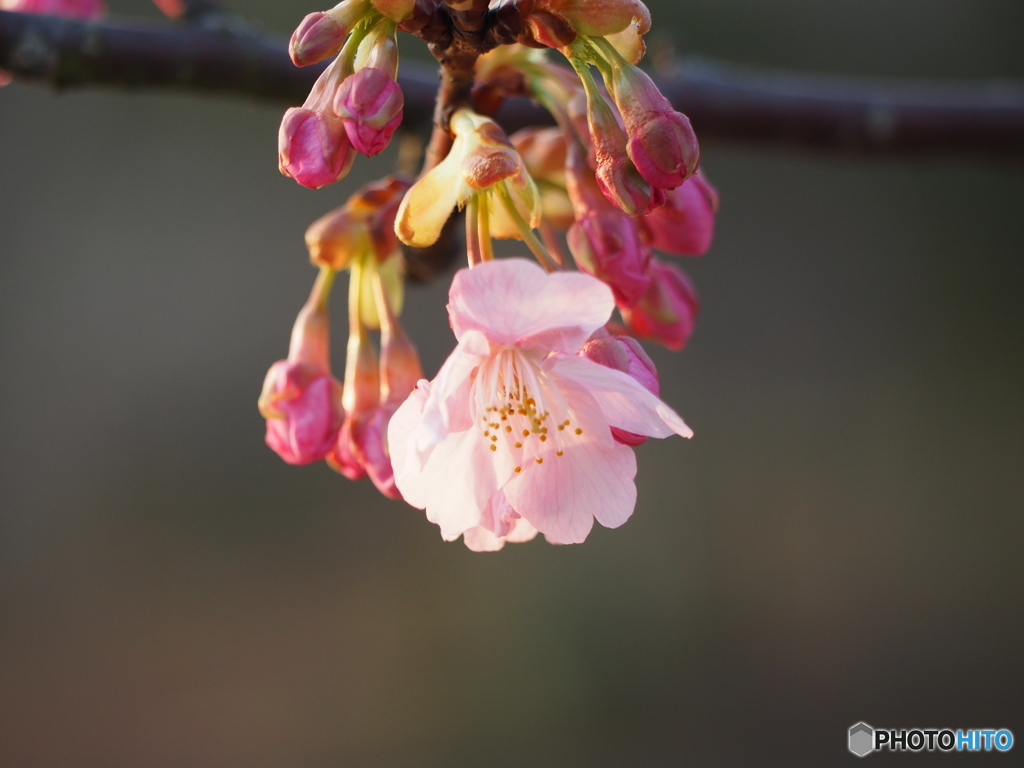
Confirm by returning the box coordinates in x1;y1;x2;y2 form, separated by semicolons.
849;722;874;757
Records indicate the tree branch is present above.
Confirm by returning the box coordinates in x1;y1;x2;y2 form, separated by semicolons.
2;10;1023;156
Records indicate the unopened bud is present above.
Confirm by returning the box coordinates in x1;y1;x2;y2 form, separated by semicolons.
620;258;699;350
289;12;347;66
596;39;699;189
579;332;659;445
278;107;356;189
638;172;718;256
334;68;404;156
564;138;650;306
258;269;344;465
259;361;344;464
567;213;650;307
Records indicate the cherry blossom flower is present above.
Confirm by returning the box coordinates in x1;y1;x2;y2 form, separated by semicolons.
388;258;691;547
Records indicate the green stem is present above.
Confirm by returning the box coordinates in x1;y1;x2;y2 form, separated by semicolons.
494;183;560;273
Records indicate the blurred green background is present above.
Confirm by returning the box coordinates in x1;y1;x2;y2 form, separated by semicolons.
1;1;1023;765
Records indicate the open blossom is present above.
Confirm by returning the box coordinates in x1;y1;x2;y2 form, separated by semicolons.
1;0;103;16
620;257;700;350
388;258;691;547
259;269;344;465
638;171;718;256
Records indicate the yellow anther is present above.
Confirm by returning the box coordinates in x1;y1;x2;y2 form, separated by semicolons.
575;428;583;435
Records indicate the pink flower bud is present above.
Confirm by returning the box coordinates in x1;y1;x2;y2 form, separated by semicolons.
627;109;700;191
620;258;699;350
567;213;650;307
278;106;356;189
579;332;660;446
259;270;344;465
289;12;347;67
5;0;104;18
599;45;700;189
565;75;659;215
260;362;345;465
334;68;404;156
564;139;650;307
638;172;718;256
595;153;663;216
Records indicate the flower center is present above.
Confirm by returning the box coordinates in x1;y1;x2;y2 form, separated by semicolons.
473;348;583;470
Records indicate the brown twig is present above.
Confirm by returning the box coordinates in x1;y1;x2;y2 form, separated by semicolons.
2;11;1021;157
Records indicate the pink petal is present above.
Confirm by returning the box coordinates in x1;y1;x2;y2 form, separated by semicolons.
422;427;504;541
462;515;539;552
549;355;693;439
415;330;488;453
504;380;637;543
462;526;508;552
448;259;614;353
505;516;539;543
388;380;432;508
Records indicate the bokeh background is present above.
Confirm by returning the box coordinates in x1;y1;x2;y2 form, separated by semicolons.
2;0;1023;765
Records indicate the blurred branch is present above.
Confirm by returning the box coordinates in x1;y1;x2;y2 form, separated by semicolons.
2;10;1024;156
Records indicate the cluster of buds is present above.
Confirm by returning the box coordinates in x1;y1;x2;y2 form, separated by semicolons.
265;0;718;550
279;0;415;188
512;116;716;349
260;177;422;498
